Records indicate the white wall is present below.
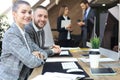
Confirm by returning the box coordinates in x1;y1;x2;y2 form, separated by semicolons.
44;20;54;47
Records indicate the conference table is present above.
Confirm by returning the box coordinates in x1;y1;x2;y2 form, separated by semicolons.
28;48;120;80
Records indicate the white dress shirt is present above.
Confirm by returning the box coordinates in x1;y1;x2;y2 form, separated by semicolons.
16;23;31;53
63;16;71;40
32;22;43;47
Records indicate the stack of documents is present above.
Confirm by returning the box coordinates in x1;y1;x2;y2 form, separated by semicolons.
46;58;78;62
61;47;80;50
79;57;115;62
32;72;85;80
61;47;81;53
61;20;71;28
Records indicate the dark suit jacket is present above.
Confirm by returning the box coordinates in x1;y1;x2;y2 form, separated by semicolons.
25;22;53;56
57;16;71;41
84;8;95;34
82;8;96;41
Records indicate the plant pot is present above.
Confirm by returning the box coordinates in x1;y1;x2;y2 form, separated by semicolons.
89;51;100;68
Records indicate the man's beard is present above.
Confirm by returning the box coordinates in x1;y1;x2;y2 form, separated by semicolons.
35;22;43;29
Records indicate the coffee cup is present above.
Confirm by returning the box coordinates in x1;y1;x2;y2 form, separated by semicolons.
89;51;100;68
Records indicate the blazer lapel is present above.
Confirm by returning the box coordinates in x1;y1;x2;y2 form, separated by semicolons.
29;22;41;47
11;23;28;47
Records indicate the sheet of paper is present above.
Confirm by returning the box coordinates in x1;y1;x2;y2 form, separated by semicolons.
44;72;85;80
31;74;70;80
61;47;80;50
79;58;115;62
61;20;71;28
60;51;69;55
32;72;85;80
46;58;78;62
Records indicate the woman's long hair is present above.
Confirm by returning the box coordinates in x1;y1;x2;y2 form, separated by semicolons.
58;5;68;17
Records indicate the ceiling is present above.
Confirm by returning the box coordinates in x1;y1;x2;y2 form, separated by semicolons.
0;0;12;14
0;0;52;14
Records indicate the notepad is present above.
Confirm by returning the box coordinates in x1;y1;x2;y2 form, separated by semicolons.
90;68;116;76
61;20;71;28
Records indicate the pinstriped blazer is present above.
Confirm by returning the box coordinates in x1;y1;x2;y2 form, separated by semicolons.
0;23;48;80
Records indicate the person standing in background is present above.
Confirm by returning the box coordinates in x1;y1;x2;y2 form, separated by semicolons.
57;5;73;47
0;1;47;80
77;0;95;48
25;6;61;56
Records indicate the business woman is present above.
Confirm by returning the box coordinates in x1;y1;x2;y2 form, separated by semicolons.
57;5;73;47
0;1;47;80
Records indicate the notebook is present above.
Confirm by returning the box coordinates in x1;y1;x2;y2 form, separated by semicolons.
90;68;116;76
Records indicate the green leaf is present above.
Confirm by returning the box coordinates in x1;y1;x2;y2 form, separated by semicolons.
90;37;100;49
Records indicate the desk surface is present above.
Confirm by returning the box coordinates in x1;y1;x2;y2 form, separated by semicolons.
28;50;120;80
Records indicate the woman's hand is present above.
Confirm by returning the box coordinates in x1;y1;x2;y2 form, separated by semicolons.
66;24;72;31
32;51;44;60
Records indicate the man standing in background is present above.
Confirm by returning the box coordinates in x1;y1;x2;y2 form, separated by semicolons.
77;0;95;48
25;6;61;56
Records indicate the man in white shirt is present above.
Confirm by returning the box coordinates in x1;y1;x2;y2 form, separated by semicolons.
25;6;61;56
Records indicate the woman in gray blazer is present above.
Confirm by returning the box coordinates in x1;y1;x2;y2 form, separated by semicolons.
0;1;47;80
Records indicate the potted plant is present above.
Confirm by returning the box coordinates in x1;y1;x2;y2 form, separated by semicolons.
89;36;101;68
0;14;9;55
0;15;9;40
90;36;100;51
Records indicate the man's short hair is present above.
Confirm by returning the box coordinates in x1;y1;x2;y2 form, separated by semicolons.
33;5;47;12
80;0;89;4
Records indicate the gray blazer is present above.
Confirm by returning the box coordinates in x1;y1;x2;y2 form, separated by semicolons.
25;22;54;56
0;23;47;80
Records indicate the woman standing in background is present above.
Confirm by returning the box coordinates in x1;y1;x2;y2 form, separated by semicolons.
57;5;73;47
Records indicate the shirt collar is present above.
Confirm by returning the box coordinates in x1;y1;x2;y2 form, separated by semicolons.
86;7;91;15
15;23;25;35
32;21;43;32
63;15;68;20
